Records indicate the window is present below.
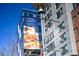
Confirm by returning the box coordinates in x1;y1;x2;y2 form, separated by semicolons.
45;24;48;32
50;52;56;56
63;32;68;40
47;21;51;28
47;10;52;19
74;27;79;36
47;4;51;11
45;27;48;32
49;4;51;7
47;46;50;53
73;15;76;18
55;3;61;9
46;10;52;22
47;13;50;19
60;32;68;43
76;40;79;43
47;7;49;11
45;16;48;23
77;12;79;15
47;36;50;43
72;15;76;20
49;10;52;18
45;19;53;32
47;19;53;28
49;35;52;41
44;8;47;14
52;42;55;50
61;44;68;55
49;31;54;40
73;3;79;9
47;42;55;53
45;28;47;32
45;36;49;44
58;21;65;32
57;7;63;19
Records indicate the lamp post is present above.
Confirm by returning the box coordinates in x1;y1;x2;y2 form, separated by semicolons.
38;7;45;56
32;3;45;56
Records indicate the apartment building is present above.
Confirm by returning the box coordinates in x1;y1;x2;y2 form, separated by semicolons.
33;3;78;56
71;3;79;55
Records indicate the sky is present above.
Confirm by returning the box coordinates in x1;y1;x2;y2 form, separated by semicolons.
0;3;36;50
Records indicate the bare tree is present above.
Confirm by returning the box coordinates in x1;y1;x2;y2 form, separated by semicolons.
4;35;17;56
11;38;15;56
0;47;5;56
0;35;18;56
10;35;18;56
4;37;11;56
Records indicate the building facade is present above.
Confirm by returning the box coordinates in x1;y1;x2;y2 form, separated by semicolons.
71;3;79;55
33;3;78;56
